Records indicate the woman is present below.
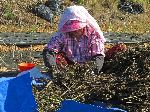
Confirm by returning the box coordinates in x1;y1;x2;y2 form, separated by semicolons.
43;5;106;74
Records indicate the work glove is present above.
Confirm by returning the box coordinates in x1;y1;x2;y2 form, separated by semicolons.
43;48;56;67
42;48;57;74
92;54;104;75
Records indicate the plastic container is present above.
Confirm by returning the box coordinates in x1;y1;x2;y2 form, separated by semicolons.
18;62;35;72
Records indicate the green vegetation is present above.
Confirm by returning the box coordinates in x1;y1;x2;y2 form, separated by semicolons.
0;0;149;34
34;44;150;112
131;0;150;3
3;6;15;20
77;0;150;5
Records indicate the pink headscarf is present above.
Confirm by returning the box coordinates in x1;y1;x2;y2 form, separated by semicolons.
58;5;106;42
61;20;87;33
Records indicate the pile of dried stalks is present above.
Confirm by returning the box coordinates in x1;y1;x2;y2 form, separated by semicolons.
33;44;150;112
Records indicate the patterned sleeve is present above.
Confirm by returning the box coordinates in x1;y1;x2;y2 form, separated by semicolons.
46;33;65;53
89;30;105;57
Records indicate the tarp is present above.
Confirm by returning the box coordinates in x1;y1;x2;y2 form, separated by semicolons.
0;72;37;112
0;77;14;82
56;99;127;112
18;67;50;79
0;68;127;112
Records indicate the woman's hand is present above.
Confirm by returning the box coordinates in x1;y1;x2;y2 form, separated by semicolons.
92;54;104;75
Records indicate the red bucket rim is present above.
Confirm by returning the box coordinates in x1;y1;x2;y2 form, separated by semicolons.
18;62;35;71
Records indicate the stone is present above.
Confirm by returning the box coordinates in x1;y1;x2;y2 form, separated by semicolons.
118;0;144;14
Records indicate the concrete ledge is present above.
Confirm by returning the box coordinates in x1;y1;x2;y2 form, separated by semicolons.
0;32;149;45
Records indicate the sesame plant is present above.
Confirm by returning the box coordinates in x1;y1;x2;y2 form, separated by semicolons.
33;44;150;112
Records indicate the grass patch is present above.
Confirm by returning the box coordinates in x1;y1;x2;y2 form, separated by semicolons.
0;0;149;33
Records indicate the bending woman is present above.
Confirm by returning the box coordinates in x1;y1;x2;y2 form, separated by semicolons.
43;5;106;74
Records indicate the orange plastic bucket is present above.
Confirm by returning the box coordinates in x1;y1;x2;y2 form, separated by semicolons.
18;62;35;72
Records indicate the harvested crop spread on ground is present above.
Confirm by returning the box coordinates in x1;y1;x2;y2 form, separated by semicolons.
33;44;150;112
